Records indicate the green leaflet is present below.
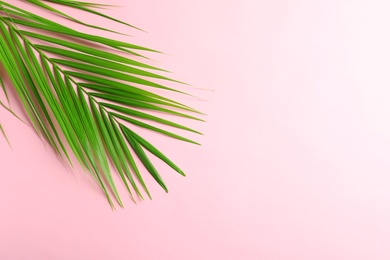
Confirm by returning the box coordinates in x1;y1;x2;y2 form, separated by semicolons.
120;123;168;193
36;0;144;31
0;76;9;104
36;45;183;83
122;126;186;176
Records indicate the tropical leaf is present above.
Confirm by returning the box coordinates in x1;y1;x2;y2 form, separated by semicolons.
0;0;201;209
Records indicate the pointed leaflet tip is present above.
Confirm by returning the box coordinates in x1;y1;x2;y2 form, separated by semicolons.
0;123;12;149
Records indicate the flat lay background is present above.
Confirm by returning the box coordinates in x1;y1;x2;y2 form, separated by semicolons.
1;0;390;259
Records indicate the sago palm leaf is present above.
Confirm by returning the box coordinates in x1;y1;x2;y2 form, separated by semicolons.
0;0;201;208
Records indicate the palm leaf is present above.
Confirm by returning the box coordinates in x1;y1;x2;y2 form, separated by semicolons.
0;0;201;208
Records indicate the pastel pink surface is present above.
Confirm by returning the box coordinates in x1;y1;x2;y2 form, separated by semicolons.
1;0;390;259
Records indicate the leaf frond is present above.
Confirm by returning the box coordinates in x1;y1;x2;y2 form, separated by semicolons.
0;0;201;207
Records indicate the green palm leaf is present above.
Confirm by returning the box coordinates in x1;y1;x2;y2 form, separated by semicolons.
0;0;201;208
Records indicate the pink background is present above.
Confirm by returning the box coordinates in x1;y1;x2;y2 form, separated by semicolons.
2;0;390;259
